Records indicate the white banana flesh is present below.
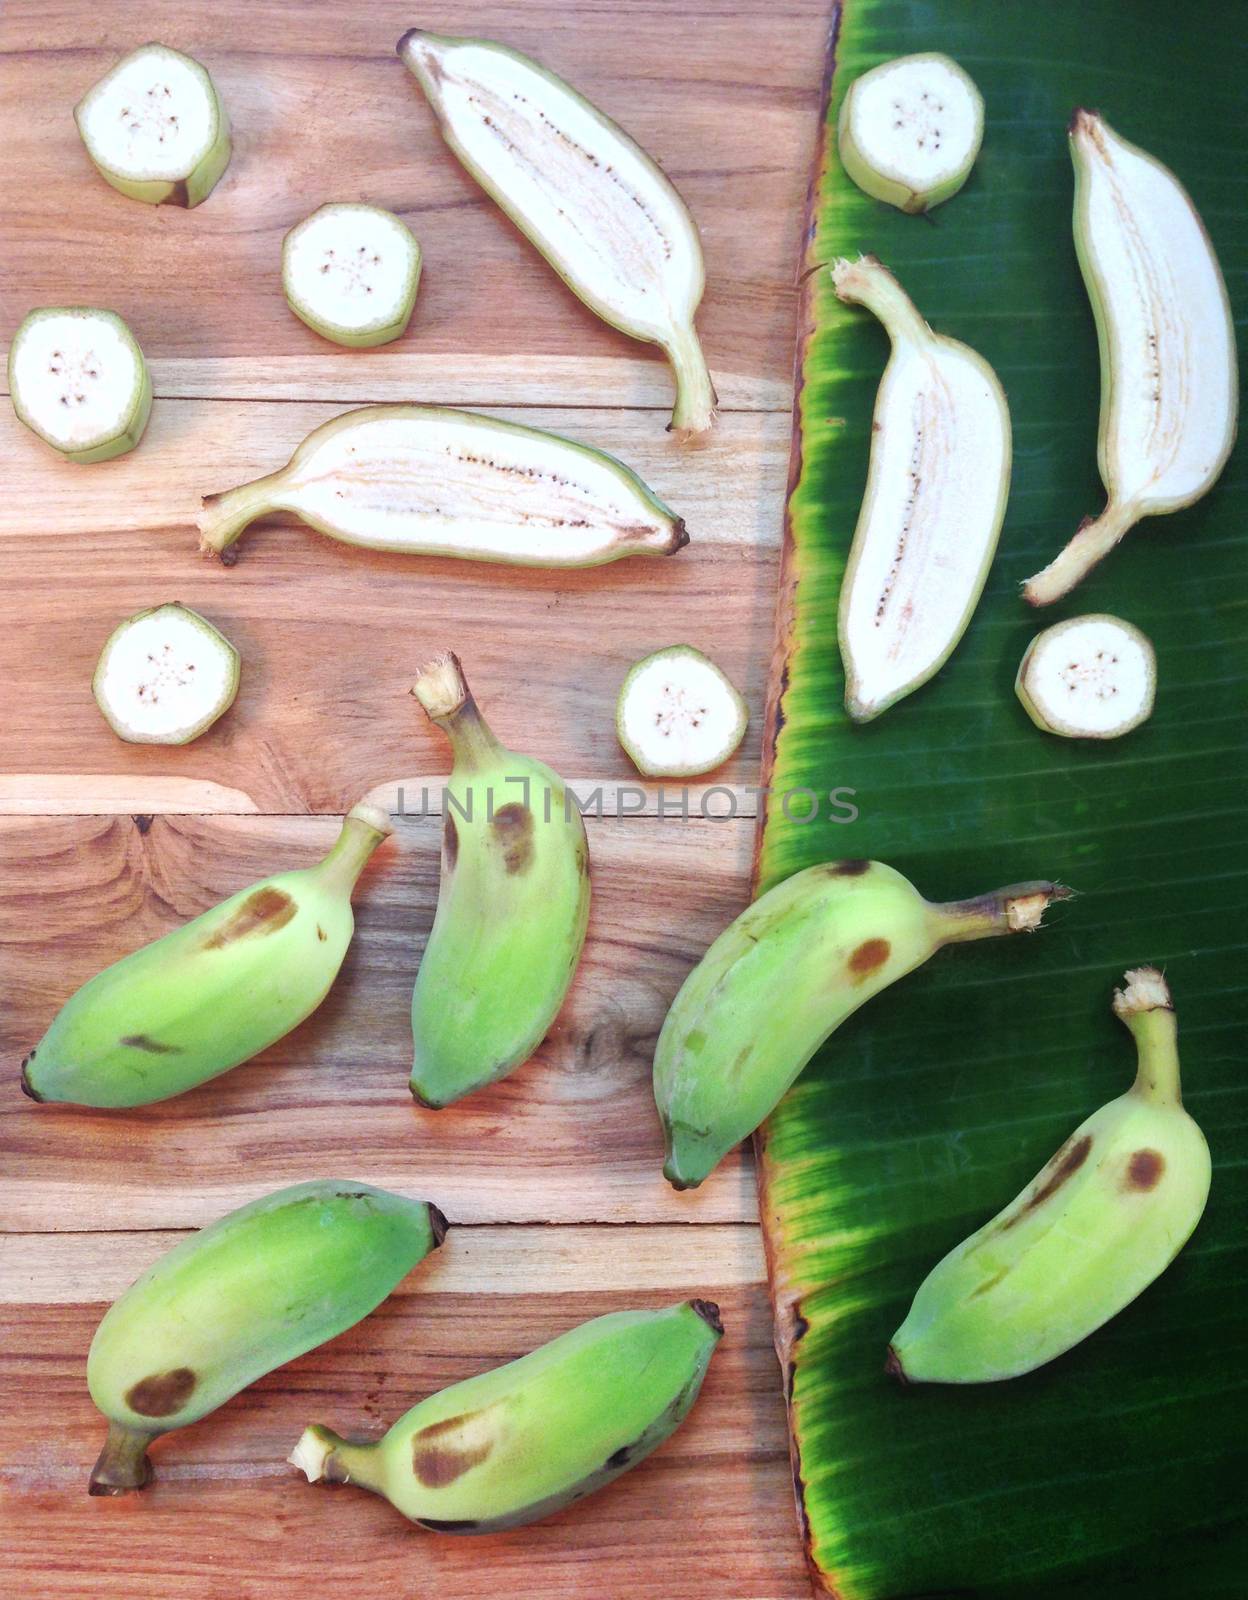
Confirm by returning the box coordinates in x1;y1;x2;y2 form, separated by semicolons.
891;970;1211;1383
838;53;983;213
93;603;240;745
1016;613;1155;739
1024;111;1237;605
198;404;688;566
8;307;151;463
616;646;748;778
283;203;421;348
833;256;1011;722
398;30;715;440
74;43;231;208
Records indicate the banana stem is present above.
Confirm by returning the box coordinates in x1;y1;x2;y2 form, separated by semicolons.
88;1420;156;1495
664;321;717;442
1114;967;1182;1106
1022;498;1143;606
412;651;502;769
932;880;1070;945
831;255;930;346
198;473;281;559
289;1423;383;1493
313;804;394;894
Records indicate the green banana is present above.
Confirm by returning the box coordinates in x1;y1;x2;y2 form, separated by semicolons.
22;804;392;1108
655;861;1068;1190
889;968;1210;1383
409;653;590;1107
88;1180;446;1494
288;1299;721;1531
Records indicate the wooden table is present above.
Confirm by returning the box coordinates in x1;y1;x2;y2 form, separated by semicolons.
0;3;830;1594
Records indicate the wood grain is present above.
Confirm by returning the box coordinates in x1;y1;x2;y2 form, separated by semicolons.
0;0;831;1592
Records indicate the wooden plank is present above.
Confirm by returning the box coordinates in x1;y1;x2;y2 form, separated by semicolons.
1;811;769;1230
0;401;789;813
0;1254;809;1600
0;0;832;1591
0;0;827;388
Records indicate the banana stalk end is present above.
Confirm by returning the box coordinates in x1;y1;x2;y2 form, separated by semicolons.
88;1421;156;1495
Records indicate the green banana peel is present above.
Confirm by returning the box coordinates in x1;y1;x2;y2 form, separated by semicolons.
655;862;1066;1190
409;653;590;1107
890;969;1210;1383
22;804;392;1107
289;1300;721;1531
88;1181;446;1494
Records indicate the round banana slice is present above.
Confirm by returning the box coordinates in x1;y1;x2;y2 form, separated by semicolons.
93;603;240;745
282;203;422;348
617;646;747;778
74;43;231;208
8;308;152;463
1015;614;1155;740
837;53;983;213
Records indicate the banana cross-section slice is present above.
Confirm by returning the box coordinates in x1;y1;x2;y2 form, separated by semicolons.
74;42;231;208
832;256;1011;722
283;203;422;348
8;307;151;463
838;53;984;213
1016;613;1156;740
1024;111;1237;605
93;602;240;745
398;30;715;440
198;404;688;566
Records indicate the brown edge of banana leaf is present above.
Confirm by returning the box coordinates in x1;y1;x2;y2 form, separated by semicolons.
748;4;845;1593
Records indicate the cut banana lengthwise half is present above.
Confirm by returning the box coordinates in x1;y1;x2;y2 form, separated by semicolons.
75;43;231;208
1016;614;1155;740
8;308;151;463
833;256;1011;722
198;404;688;566
283;203;422;348
398;30;715;440
1024;111;1237;606
617;646;748;778
93;603;240;745
838;53;983;213
890;969;1210;1384
289;1301;721;1532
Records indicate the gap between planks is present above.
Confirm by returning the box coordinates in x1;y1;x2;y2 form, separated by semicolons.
0;778;770;818
0;1222;767;1304
0;354;793;412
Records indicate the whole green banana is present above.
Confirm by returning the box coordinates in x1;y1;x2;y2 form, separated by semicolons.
88;1180;446;1494
288;1299;721;1531
889;968;1210;1383
22;803;392;1107
409;652;590;1107
655;861;1068;1189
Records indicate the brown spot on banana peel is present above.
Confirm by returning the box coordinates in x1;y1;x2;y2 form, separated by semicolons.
831;858;870;876
885;1346;909;1385
443;813;459;870
411;1412;494;1487
492;802;534;874
125;1367;197;1417
119;1035;182;1055
202;887;296;948
1000;1134;1093;1230
1126;1148;1165;1190
849;938;890;978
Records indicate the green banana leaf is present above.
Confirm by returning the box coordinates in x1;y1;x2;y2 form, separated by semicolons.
753;2;1246;1596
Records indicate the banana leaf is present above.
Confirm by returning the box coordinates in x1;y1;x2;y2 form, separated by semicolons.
753;2;1246;1595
